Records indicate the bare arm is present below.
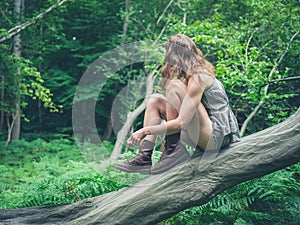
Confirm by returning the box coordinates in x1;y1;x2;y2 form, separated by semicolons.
128;77;205;145
149;77;203;134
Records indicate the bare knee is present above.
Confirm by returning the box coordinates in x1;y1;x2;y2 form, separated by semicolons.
166;79;187;92
147;93;165;107
146;93;166;116
165;80;187;114
166;79;187;101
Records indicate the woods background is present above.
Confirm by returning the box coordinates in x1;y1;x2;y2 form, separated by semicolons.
0;0;299;224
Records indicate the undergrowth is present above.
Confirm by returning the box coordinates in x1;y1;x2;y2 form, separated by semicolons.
0;138;299;225
0;138;145;209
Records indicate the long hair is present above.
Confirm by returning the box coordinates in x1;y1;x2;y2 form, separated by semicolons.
161;34;215;83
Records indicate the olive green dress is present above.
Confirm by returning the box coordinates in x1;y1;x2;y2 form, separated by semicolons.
201;77;240;150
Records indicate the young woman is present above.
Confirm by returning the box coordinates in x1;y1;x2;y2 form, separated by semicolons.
113;34;240;174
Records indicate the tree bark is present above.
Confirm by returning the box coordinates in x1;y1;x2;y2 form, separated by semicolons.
11;0;24;141
1;109;300;225
0;72;4;130
103;116;113;141
121;0;130;45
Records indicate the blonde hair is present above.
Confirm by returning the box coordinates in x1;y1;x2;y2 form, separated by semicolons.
161;34;215;82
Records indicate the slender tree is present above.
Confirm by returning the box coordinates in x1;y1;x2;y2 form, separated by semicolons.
10;0;24;141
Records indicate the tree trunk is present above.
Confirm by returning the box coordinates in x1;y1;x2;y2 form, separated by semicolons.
1;109;299;224
0;73;4;130
11;101;21;140
103;116;113;140
10;0;24;141
121;0;130;45
103;83;118;141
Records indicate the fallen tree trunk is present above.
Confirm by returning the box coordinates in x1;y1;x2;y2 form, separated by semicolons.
1;109;300;225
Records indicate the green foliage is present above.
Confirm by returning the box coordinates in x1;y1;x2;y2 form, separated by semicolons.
0;0;299;223
0;139;138;209
0;138;82;186
186;0;299;135
0;54;60;129
18;57;61;112
1;0;298;137
1;166;125;208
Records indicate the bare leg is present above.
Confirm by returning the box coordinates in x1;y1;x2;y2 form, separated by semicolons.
164;79;214;150
165;79;198;144
150;79;191;174
139;78;206;146
112;94;167;174
143;93;166;143
165;79;186;120
185;103;214;149
142;80;186;144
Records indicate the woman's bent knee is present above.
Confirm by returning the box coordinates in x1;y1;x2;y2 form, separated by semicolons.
165;79;187;103
166;79;187;92
146;94;166;117
147;93;166;106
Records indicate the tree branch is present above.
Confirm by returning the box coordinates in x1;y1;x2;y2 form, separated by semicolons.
152;18;171;46
1;109;299;225
235;28;260;75
0;0;71;43
121;0;130;45
267;30;300;81
240;30;300;137
239;85;268;136
245;27;259;72
6;112;19;147
156;0;174;25
269;75;300;83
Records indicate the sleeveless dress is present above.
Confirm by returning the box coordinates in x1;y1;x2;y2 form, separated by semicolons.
201;77;240;150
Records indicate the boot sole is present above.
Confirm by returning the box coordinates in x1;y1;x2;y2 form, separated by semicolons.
151;153;190;175
112;163;151;174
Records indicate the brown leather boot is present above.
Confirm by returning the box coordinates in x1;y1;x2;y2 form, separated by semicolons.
151;133;190;175
112;139;155;174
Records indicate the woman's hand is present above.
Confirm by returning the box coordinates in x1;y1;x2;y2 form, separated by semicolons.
127;128;146;146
